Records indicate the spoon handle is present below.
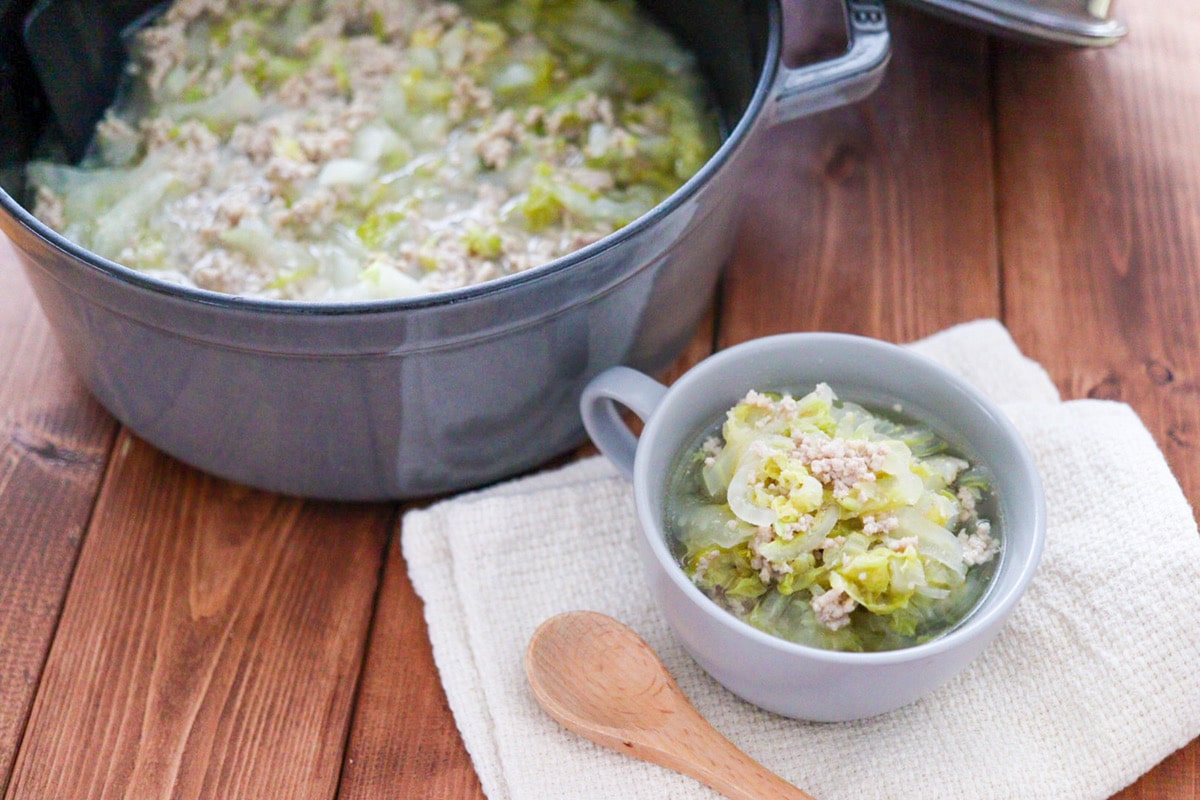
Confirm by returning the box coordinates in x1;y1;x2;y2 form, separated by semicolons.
525;611;816;799
651;713;815;800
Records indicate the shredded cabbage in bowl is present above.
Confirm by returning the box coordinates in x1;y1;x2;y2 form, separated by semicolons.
26;0;719;301
665;383;1001;652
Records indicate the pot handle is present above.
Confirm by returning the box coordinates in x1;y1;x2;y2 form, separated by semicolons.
772;0;891;124
579;366;668;481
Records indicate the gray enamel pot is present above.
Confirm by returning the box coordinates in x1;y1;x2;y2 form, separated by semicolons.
0;0;889;500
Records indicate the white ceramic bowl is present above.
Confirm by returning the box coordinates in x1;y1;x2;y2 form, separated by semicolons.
581;332;1045;721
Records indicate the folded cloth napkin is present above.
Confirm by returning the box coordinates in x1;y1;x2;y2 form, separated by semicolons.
402;319;1200;800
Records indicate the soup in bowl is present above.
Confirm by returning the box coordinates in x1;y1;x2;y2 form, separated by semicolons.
581;332;1045;720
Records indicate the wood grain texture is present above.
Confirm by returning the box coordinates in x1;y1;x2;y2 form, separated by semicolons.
995;0;1200;794
0;245;115;794
996;0;1200;500
3;431;392;800
721;4;1000;346
337;522;484;800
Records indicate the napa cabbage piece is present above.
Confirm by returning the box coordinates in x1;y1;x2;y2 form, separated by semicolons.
664;383;1001;652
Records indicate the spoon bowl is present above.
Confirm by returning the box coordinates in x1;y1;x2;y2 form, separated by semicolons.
525;610;814;800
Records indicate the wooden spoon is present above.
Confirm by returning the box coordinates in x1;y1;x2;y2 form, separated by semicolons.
525;610;815;800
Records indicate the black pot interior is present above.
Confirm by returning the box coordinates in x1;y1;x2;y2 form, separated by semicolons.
1;0;771;208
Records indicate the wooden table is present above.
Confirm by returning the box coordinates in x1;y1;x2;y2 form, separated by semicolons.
1;1;1197;797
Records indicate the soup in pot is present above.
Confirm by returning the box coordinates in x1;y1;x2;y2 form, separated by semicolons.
27;0;719;301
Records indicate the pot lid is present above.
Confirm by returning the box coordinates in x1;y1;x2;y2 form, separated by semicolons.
897;0;1127;47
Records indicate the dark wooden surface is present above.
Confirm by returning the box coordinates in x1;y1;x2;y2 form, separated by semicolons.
2;0;1198;797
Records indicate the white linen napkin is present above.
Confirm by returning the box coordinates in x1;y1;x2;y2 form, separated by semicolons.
401;319;1200;800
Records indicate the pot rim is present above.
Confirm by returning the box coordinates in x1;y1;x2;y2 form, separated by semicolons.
0;0;784;317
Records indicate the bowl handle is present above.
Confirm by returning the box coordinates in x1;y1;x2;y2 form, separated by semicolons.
580;366;668;481
772;0;891;124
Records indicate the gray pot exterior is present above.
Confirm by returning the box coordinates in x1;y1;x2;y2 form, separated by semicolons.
3;145;754;499
0;0;844;500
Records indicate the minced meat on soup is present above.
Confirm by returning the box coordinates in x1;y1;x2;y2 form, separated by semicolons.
665;384;1000;652
27;0;719;301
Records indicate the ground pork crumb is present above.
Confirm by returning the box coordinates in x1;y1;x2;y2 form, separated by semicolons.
749;525;799;583
33;187;65;231
776;514;815;541
94;114;142;165
191;248;254;293
476;136;515;170
796;433;890;499
163;0;230;25
448;75;494;123
276;188;341;229
740;390;775;411
958;519;998;566
692;550;720;582
265;156;318;186
136;22;188;95
206;186;266;232
296;128;355;163
821;535;846;551
957;486;978;521
862;513;899;536
811;588;857;631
